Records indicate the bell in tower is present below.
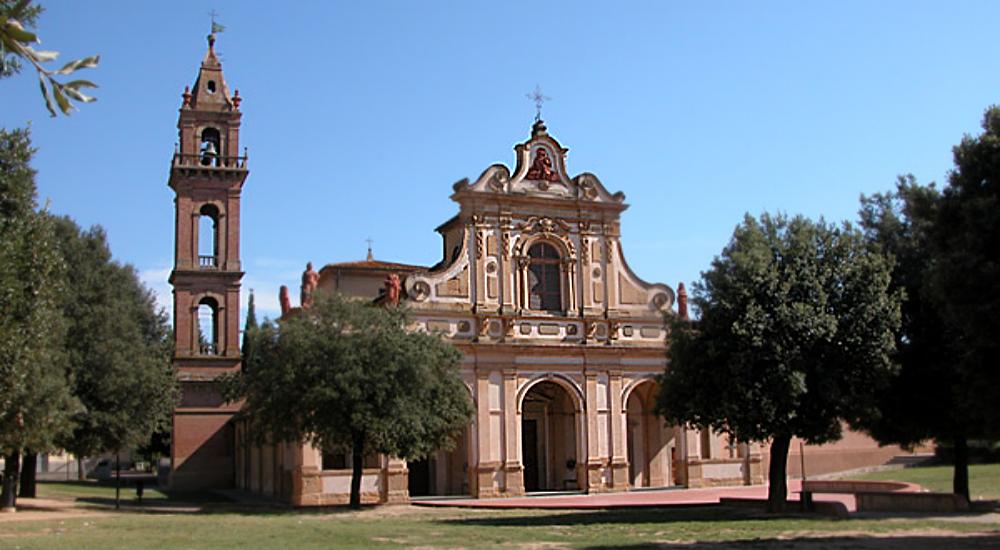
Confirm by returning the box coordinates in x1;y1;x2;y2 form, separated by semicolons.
167;30;249;490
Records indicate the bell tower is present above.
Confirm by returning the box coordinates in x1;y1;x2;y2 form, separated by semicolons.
167;32;248;489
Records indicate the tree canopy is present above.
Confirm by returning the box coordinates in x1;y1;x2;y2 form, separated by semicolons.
225;292;473;508
50;216;177;460
855;176;982;499
931;107;1000;437
0;127;76;510
657;213;901;512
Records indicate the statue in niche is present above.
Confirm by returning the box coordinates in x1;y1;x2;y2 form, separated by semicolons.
384;273;401;306
279;285;291;316
301;262;319;307
526;147;559;182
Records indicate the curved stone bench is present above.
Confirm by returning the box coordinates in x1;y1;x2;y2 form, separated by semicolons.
801;479;969;513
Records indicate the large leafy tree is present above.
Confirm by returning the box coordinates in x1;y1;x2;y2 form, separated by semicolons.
51;216;177;469
1;0;99;116
657;213;901;512
932;107;1000;440
225;292;473;509
0;127;76;510
856;176;980;500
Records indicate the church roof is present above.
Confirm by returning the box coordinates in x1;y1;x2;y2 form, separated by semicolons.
320;259;426;272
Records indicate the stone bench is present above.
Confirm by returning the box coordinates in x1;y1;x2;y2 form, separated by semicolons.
800;479;969;513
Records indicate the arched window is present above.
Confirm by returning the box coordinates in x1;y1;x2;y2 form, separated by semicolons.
198;204;219;268
528;242;562;312
197;297;219;355
200;127;221;166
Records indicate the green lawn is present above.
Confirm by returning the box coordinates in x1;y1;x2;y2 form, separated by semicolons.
3;505;999;549
36;480;170;502
850;463;1000;500
1;481;995;549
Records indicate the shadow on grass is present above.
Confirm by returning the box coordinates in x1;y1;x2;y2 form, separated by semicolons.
580;534;1000;549
437;505;838;527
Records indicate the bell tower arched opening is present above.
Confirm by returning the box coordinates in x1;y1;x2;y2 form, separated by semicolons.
198;204;220;268
196;296;219;356
200;127;221;166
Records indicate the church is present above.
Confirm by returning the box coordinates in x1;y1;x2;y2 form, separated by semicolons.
167;35;920;505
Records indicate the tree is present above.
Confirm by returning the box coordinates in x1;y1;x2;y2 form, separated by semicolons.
0;127;77;510
856;176;980;500
224;292;474;509
1;0;99;116
656;213;901;512
51;216;177;471
241;290;258;371
931;107;1000;439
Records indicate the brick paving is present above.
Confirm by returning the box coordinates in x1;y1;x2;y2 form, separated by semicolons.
414;479;859;511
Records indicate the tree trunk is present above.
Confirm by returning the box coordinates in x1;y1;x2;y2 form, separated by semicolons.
350;433;364;510
77;457;85;481
18;450;36;498
953;434;970;501
1;451;21;512
767;434;792;513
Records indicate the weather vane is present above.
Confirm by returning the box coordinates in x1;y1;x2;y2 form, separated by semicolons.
526;85;551;122
209;9;226;34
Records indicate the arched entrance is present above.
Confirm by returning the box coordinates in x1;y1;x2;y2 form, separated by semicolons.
520;380;582;492
407;425;471;497
625;380;674;488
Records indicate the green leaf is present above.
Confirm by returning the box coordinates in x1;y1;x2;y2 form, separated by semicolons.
37;73;56;117
2;19;38;43
24;46;58;62
55;55;99;75
51;81;73;115
64;79;98;89
62;86;95;103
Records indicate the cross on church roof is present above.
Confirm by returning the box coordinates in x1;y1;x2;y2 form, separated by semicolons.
526;85;551;122
365;238;374;261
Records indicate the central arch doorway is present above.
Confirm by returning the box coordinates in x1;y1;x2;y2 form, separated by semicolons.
520;380;581;492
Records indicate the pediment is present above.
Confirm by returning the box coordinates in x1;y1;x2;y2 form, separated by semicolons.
453;120;625;206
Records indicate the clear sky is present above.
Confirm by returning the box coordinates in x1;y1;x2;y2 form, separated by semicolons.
4;1;999;321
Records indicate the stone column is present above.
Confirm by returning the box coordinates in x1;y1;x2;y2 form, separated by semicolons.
584;371;602;492
608;371;628;490
502;369;523;495
474;372;497;497
385;456;408;503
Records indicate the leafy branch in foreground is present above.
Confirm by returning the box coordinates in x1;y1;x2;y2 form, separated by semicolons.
1;1;99;116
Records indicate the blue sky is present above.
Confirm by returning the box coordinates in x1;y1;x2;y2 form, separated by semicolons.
4;1;999;320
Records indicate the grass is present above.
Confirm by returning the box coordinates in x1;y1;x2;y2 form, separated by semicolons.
850;462;1000;500
0;480;993;549
36;480;169;502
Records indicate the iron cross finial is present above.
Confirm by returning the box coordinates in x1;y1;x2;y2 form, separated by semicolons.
365;238;375;261
526;85;551;122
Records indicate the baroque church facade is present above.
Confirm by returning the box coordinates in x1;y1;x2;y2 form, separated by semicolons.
168;36;918;504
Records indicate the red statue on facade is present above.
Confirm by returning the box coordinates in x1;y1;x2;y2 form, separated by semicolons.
279;285;291;316
526;147;559;182
384;273;401;306
301;262;319;307
677;282;688;320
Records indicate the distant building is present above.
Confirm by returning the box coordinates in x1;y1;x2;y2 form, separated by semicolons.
167;35;925;504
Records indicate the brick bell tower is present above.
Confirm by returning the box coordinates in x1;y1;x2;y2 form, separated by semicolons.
167;31;248;490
